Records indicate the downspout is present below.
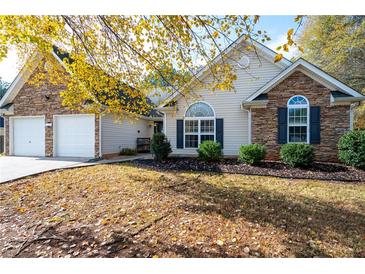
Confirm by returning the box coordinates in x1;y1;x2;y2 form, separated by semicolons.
241;104;252;144
163;112;167;135
4;116;6;155
350;102;359;130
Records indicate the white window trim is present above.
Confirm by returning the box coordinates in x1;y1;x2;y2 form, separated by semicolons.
287;95;310;144
184;118;216;148
183;101;216;149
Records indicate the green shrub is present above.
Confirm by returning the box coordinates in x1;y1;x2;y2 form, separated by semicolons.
280;143;314;167
120;148;137;156
238;144;266;165
338;130;365;168
150;133;172;161
197;141;223;162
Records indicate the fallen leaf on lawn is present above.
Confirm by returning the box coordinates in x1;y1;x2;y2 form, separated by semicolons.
17;207;27;213
49;216;63;222
100;219;108;225
26;185;34;193
61;203;68;209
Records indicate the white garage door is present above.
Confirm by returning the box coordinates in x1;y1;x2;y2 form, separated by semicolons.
55;115;95;158
12;116;45;156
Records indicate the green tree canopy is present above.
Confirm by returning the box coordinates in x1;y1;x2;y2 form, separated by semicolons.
0;77;9;99
299;16;365;128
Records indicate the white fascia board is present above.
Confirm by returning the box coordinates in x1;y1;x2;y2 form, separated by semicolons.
0;104;14;115
156;93;179;109
157;38;292;108
244;63;299;102
297;60;364;97
0;53;42;107
244;58;365;103
251;40;291;68
51;50;68;70
0;49;70;108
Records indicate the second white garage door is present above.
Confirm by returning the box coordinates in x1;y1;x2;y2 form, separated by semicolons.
54;115;95;158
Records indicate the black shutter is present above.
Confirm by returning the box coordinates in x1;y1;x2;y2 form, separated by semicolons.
176;120;184;148
216;118;224;149
310;106;321;144
278;107;288;144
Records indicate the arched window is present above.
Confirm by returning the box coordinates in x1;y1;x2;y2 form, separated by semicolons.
185;102;215;117
287;95;309;143
184;102;215;148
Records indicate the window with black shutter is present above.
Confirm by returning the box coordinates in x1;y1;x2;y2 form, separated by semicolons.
278;107;288;144
310;106;321;144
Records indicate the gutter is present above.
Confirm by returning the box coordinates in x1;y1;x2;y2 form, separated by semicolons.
332;96;365;103
241;100;268;109
330;95;365;106
157;106;177;112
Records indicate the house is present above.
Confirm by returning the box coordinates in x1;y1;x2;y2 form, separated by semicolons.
0;37;364;161
0;49;163;158
158;38;365;162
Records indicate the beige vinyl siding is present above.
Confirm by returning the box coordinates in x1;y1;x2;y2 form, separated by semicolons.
164;50;284;156
101;114;154;154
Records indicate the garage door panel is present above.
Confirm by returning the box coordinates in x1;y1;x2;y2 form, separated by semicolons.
55;115;95;158
13;117;45;156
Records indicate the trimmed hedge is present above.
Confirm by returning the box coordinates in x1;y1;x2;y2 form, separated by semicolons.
238;144;266;165
150;133;172;161
197;141;223;162
280;143;314;167
338;130;365;168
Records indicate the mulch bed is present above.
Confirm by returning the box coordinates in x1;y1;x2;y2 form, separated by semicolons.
132;158;365;182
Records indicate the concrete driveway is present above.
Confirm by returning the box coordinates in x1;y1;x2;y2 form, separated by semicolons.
0;156;91;183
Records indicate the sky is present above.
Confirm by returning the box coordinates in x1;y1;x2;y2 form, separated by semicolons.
256;15;300;52
0;15;301;84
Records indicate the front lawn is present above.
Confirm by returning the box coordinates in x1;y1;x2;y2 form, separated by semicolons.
0;163;364;257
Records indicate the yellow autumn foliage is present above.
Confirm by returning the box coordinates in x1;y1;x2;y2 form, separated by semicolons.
0;16;302;116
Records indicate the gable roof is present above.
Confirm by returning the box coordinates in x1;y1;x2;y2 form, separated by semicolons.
157;36;292;109
0;47;162;118
244;58;365;103
0;52;42;108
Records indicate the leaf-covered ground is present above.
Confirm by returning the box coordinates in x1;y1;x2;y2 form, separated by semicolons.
0;163;365;258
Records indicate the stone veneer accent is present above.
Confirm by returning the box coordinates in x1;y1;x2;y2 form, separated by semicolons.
251;70;350;162
4;64;100;157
